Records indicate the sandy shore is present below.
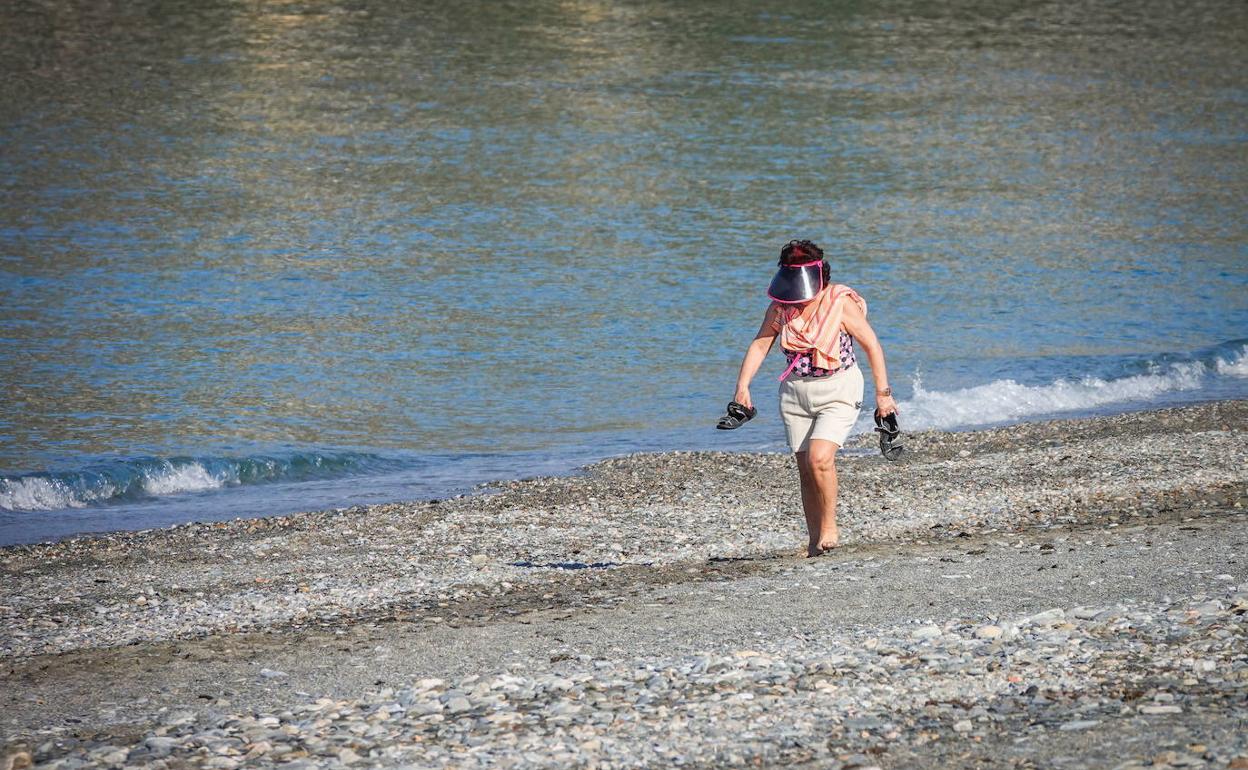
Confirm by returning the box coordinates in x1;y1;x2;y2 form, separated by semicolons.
2;401;1246;769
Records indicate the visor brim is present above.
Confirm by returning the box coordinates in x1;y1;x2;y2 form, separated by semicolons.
767;264;823;303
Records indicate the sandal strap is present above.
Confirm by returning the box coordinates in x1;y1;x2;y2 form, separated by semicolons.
717;402;757;430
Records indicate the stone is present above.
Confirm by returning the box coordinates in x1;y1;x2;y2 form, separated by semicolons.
1058;720;1100;731
1192;601;1223;616
974;625;1003;639
143;737;178;758
259;668;288;680
1022;608;1065;626
1159;753;1205;768
408;700;443;716
244;741;272;759
1;751;32;770
911;625;942;640
338;748;363;764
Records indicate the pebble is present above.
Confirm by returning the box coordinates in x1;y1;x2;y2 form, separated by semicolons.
338;749;363;764
3;403;1246;769
18;590;1240;769
1;751;32;770
3;403;1244;665
143;737;177;757
1022;608;1065;626
974;625;1003;639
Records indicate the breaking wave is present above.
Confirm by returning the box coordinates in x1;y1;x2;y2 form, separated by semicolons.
897;340;1248;432
0;451;409;512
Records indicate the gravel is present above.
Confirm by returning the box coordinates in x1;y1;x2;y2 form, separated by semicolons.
1;400;1245;768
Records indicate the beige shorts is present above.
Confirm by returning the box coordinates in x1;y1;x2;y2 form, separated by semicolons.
778;365;864;451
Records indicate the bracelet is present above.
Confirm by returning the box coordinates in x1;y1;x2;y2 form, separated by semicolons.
878;387;892;398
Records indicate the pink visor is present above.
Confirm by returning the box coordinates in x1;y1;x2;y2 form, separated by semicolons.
766;260;823;303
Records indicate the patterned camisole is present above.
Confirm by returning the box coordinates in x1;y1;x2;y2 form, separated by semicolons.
782;330;857;378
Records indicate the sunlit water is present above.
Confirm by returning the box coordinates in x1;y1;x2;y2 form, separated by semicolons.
2;0;1245;544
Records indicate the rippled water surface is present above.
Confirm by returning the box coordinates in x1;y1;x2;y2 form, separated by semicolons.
2;0;1246;543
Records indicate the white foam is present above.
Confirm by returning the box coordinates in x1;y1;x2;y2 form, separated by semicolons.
0;477;114;512
1215;344;1248;377
141;462;227;496
891;362;1208;432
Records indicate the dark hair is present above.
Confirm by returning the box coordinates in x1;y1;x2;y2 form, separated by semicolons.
779;239;829;283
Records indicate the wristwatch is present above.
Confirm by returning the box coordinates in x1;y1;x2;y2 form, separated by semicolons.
878;387;892;397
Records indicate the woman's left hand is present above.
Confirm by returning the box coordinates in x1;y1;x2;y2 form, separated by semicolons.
876;394;899;417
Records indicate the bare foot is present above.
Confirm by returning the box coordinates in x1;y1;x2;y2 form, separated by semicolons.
817;527;839;553
806;540;839;557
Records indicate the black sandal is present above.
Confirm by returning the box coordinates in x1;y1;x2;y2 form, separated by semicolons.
716;401;757;430
874;411;904;461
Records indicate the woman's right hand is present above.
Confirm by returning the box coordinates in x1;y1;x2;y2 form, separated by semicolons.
734;386;752;410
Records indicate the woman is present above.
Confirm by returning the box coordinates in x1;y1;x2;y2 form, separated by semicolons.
732;239;898;556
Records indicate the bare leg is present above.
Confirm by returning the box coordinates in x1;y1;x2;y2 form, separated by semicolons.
805;439;840;554
795;451;821;556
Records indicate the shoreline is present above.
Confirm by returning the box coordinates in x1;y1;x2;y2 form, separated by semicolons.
5;394;1244;551
2;395;1239;547
2;401;1245;769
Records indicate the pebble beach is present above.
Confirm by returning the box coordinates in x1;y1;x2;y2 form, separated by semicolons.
2;401;1246;769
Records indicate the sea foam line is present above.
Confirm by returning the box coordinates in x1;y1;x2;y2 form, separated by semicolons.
0;452;405;513
898;365;1204;432
0;476;116;512
886;343;1247;434
0;461;230;513
848;341;1248;434
1216;343;1248;377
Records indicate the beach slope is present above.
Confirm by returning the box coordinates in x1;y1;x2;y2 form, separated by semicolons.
2;401;1246;768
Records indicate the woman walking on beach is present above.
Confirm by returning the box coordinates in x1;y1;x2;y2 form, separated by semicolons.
728;239;898;556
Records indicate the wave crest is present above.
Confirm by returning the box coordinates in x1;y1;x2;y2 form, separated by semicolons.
0;451;407;513
900;366;1203;432
1215;343;1248;377
891;341;1247;433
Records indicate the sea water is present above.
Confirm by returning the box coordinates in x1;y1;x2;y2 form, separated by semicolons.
2;0;1246;544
